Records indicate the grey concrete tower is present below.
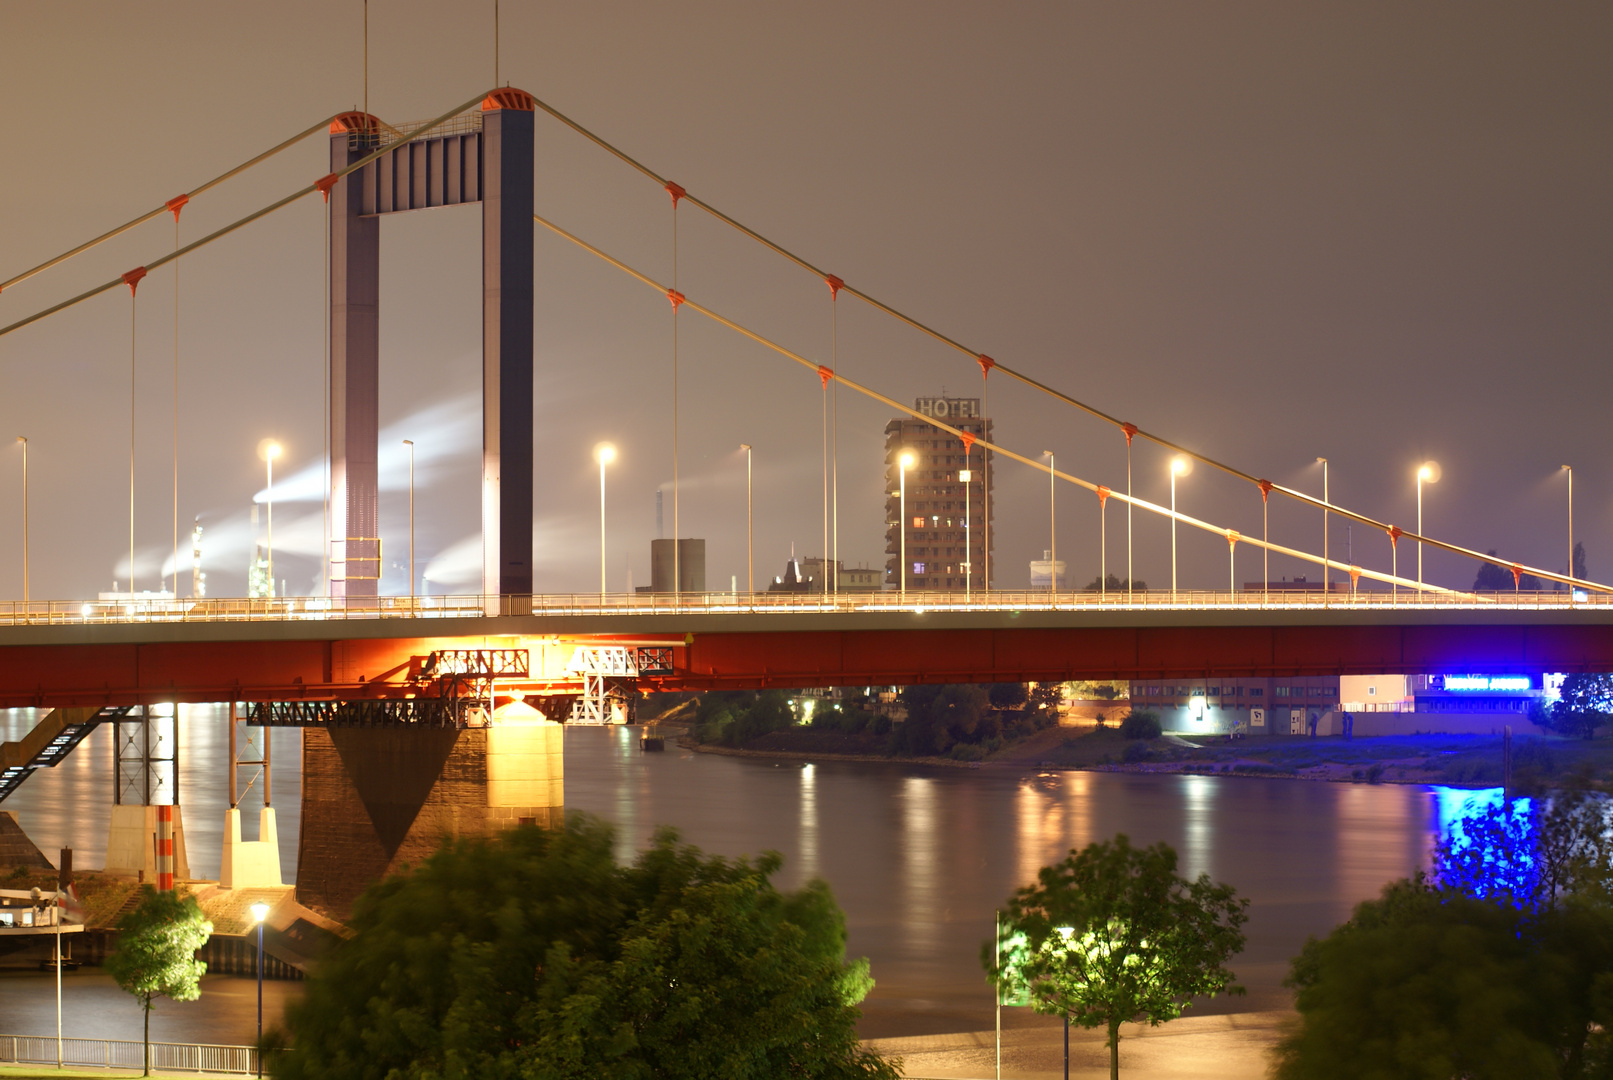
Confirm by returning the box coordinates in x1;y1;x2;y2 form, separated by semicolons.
327;91;535;601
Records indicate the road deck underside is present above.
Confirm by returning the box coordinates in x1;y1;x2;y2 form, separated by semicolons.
0;609;1610;708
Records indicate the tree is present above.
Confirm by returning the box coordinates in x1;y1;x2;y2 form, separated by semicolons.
1084;574;1146;592
1473;550;1542;591
984;835;1247;1080
1272;877;1582;1080
1575;541;1588;581
1118;709;1162;740
1548;673;1613;741
895;684;991;755
987;682;1029;709
1276;788;1613;1078
272;815;895;1080
106;888;212;1077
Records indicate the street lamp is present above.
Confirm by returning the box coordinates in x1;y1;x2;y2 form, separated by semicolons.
1042;451;1056;594
1170;456;1191;600
1316;457;1328;603
595;443;616;599
1416;461;1439;592
14;438;24;609
740;444;753;598
403;440;415;603
899;451;914;600
250;900;271;1077
959;468;972;599
263;443;281;598
1562;464;1574;581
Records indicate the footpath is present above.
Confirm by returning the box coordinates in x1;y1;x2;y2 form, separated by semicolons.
869;1010;1291;1079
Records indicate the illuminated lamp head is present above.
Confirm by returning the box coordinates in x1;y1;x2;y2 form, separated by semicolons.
1170;455;1192;477
899;452;914;470
595;443;616;466
1418;461;1441;483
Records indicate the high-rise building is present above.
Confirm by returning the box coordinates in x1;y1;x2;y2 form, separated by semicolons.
884;396;993;591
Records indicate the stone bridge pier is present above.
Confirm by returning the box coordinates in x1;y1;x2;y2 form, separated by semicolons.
295;700;563;920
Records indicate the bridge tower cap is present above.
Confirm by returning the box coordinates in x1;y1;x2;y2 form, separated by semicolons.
482;87;537;111
330;112;384;134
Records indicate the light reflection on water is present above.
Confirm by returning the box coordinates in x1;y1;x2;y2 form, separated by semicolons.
0;717;1468;1041
563;732;1446;1038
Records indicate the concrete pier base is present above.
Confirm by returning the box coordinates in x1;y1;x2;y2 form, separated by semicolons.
221;807;284;889
105;804;189;881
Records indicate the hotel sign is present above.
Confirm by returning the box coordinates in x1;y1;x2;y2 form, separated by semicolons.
915;397;981;419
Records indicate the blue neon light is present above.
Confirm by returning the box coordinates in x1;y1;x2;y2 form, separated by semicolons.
1444;675;1531;691
1430;786;1538;906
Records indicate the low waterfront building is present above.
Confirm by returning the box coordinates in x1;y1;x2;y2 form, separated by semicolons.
1128;677;1339;735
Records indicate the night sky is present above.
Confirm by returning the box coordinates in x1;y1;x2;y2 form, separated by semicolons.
0;2;1607;600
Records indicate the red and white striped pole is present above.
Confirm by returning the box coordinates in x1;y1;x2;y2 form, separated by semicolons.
155;804;174;891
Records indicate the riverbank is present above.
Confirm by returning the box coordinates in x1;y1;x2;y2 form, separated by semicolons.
685;724;1613;788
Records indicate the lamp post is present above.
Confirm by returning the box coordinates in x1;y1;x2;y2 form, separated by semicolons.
899;452;914;600
403;440;414;602
1316;457;1328;603
264;443;281;598
1563;464;1574;581
740;444;753;597
1043;451;1056;594
250;900;270;1077
1170;456;1190;600
1416;462;1439;592
959;468;972;599
595;444;615;599
15;438;25;609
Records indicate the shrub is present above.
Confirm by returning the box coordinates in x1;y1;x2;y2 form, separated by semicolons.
1119;710;1163;741
1122;741;1153;764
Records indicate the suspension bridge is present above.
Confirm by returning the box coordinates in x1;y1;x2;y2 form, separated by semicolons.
1;86;1609;715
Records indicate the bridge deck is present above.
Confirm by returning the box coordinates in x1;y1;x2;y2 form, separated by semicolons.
0;596;1607;708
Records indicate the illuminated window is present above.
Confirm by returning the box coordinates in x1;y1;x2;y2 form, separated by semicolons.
1274;687;1290;697
914;562;926;574
912;516;925;528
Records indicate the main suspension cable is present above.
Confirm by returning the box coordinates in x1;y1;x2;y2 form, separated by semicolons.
523;91;1604;594
531;210;1490;596
0;90;492;343
0;113;342;297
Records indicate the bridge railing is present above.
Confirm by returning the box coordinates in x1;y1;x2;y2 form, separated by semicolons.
0;588;1601;626
0;1033;257;1074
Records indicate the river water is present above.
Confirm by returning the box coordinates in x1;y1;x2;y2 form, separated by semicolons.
0;711;1451;1043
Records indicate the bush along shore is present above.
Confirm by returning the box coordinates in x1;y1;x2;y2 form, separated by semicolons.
650;691;1613;789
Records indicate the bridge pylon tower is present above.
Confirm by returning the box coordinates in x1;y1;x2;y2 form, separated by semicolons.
328;90;535;605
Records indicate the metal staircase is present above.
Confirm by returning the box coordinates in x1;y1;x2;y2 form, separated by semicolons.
0;706;129;803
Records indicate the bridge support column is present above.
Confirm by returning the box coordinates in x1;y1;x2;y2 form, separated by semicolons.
329;117;382;598
481;100;535;607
